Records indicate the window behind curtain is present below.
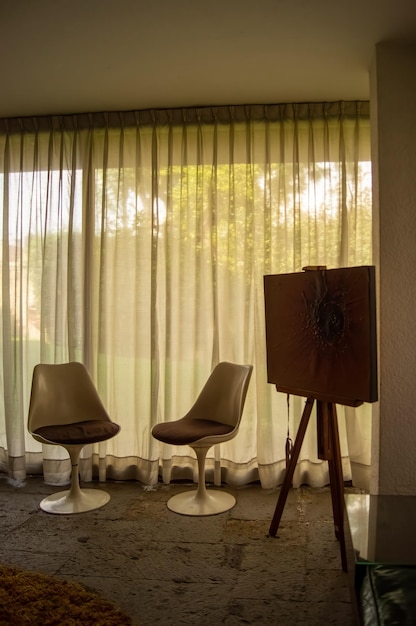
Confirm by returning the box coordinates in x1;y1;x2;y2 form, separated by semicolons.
0;102;373;490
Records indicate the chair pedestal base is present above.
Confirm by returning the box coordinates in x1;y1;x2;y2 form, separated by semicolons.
40;488;110;514
167;489;236;516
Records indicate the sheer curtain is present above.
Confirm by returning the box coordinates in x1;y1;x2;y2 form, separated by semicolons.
0;102;373;490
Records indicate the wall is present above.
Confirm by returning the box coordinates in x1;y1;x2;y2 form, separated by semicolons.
370;42;416;494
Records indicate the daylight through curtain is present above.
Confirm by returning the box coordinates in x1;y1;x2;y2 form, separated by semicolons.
0;102;373;490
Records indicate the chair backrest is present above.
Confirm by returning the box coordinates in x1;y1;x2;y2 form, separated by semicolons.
28;362;111;433
185;362;253;429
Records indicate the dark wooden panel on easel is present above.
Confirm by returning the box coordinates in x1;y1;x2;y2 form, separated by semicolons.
264;266;378;407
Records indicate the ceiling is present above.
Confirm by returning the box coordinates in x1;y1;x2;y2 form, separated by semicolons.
2;0;416;118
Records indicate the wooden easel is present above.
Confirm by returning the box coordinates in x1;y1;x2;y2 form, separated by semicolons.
268;396;348;572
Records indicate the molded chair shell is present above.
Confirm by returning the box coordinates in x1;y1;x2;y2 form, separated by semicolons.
152;361;253;516
28;362;120;514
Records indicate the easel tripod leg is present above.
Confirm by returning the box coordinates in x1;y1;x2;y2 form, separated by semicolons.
327;403;348;572
268;397;314;537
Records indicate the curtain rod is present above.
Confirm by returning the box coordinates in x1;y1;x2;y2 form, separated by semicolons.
0;101;370;134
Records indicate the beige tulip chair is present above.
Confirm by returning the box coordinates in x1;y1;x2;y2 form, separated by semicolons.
28;362;120;514
152;361;253;516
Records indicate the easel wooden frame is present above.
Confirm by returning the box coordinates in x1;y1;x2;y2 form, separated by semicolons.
268;395;348;572
264;265;378;573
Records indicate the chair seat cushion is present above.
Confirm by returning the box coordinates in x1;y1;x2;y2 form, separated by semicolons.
152;417;234;445
34;420;120;445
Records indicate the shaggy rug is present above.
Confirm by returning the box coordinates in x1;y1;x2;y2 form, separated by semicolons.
0;564;134;625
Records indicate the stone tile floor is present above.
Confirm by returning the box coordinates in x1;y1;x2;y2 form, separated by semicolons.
0;476;357;625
